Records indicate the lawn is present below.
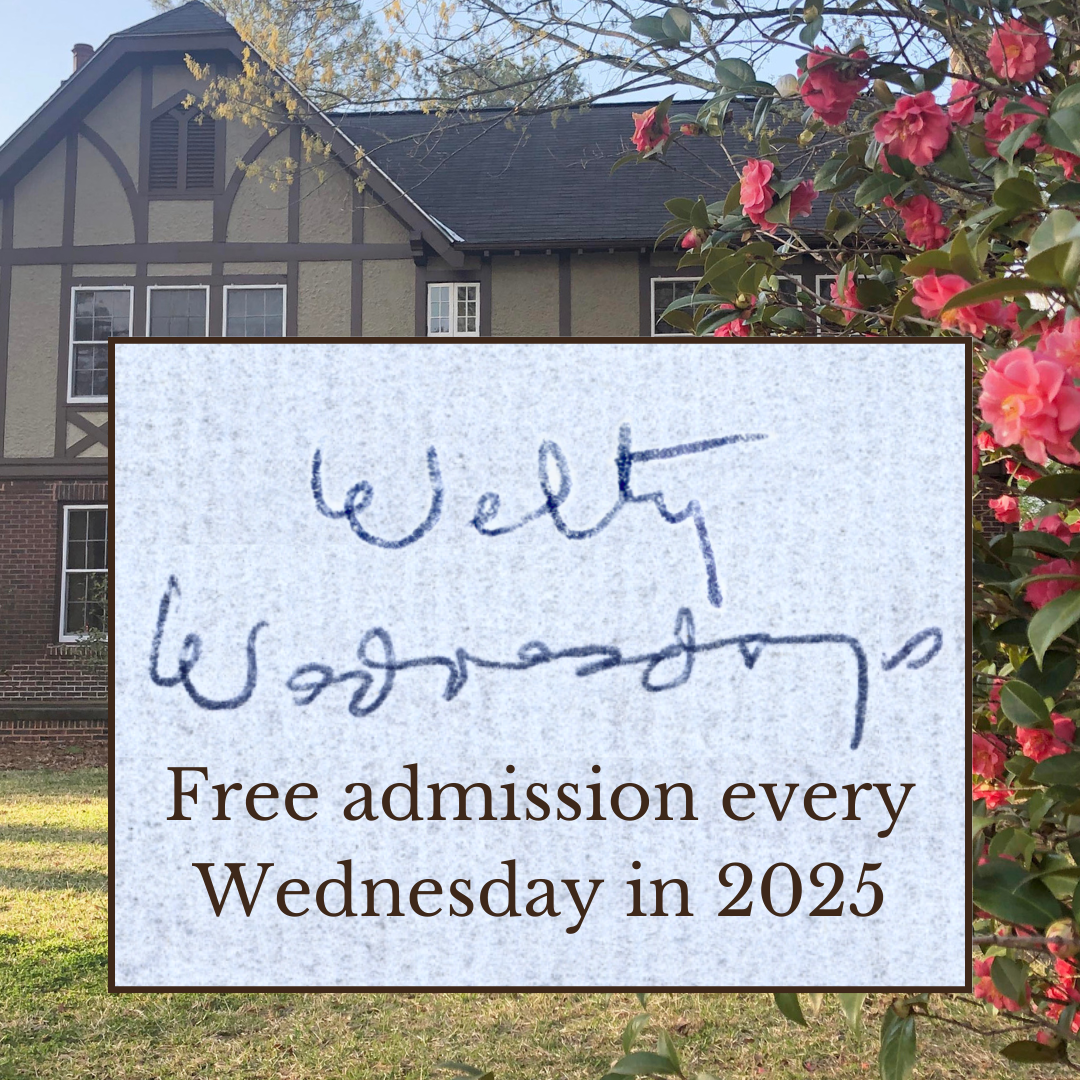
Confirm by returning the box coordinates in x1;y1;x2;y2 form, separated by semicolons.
0;767;1064;1079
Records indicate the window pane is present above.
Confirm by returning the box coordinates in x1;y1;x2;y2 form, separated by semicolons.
63;509;108;638
226;289;284;336
72;344;108;398
429;285;451;334
149;289;207;337
653;280;695;335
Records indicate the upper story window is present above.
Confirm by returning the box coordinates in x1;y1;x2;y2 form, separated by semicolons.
427;283;479;336
149;105;217;193
69;287;132;402
224;285;285;336
147;286;209;336
651;277;695;336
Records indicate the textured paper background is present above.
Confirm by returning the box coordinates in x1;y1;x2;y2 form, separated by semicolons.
113;340;967;988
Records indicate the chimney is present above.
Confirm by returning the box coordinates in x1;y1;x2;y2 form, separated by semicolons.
72;44;94;72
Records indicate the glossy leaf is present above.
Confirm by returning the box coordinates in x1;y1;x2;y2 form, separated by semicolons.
878;1009;916;1080
773;993;807;1026
999;1040;1067;1063
1032;753;1080;786
608;1052;680;1075
972;857;1065;928
999;679;1051;729
656;1030;681;1073
1029;589;1080;667
714;58;755;89
661;7;692;41
622;1014;650;1055
990;956;1028;1003
837;993;867;1033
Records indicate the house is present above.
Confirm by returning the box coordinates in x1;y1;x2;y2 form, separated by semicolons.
0;1;830;738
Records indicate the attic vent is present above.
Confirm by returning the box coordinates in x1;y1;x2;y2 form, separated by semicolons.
185;113;216;189
148;114;179;191
147;105;217;193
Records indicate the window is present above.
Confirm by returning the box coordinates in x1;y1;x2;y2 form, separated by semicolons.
60;506;107;642
816;274;840;335
69;287;132;402
147;286;209;336
427;283;479;336
651;278;696;336
149;106;217;193
224;286;285;336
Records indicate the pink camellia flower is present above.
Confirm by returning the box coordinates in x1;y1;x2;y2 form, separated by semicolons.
788;179;818;221
1053;149;1080;180
830;276;860;323
1023;514;1075;542
799;48;870;125
873;91;952;167
896;194;949;249
947;79;979;126
988;18;1053;83
631;107;670;153
976;430;998;451
913;271;1007;336
984;96;1047;157
1025;558;1080;609
979;347;1080;464
712;309;750;338
680;229;703;250
1005;459;1040;482
680;122;702;137
973;782;1013;810
1016;714;1076;763
739;158;775;226
973;731;1008;779
1042;319;1080;378
974;957;1023;1011
988;494;1020;522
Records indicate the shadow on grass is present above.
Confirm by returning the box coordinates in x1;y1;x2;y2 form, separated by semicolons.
0;937;106;995
0;867;107;891
0;824;107;846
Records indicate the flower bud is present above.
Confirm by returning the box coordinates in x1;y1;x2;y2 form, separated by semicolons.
1046;919;1080;959
798;128;815;146
873;80;895;106
775;74;799;98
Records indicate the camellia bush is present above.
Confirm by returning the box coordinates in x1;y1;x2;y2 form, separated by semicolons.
615;3;1080;1079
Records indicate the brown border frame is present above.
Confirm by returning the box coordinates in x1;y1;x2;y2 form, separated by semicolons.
107;334;973;995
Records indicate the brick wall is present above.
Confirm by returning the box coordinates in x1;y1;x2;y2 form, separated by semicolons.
0;479;108;710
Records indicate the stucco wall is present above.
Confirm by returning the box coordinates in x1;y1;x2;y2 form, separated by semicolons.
5;265;61;458
491;255;559;336
73;264;136;277
570;253;639;336
298;262;351;335
223;262;287;275
299;161;353;243
146;263;213;277
148;200;214;243
74;137;135;246
225;118;263;182
227;133;291;243
363;193;409;244
12;141;65;249
362;261;414;336
83;68;141;184
153;63;204;108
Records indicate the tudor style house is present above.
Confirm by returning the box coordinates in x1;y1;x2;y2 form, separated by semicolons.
0;1;829;737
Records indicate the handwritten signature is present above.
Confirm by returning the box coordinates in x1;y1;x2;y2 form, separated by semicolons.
148;577;942;751
311;425;768;609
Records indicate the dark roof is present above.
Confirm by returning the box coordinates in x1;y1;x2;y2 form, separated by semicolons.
118;0;234;37
337;102;827;247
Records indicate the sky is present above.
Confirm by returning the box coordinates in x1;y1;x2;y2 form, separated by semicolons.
0;0;155;145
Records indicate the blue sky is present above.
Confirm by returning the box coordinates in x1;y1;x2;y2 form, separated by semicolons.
0;0;154;145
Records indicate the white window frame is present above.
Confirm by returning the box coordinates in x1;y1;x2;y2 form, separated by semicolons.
145;284;211;337
650;276;697;337
59;504;108;644
68;285;133;403
426;282;480;337
222;283;287;337
816;274;839;336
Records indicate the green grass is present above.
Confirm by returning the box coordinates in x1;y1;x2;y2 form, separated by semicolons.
0;768;1069;1078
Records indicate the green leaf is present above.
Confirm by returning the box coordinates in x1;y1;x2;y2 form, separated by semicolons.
947;230;981;283
714;58;755;89
999;679;1051;729
764;193;792;225
837;993;867;1033
610;151;641;175
990;956;1028;1003
972;857;1066;928
878;1009;916;1080
940;277;1045;313
934;132;974;181
997;121;1041;165
1032;752;1080;786
622;1014;650;1056
1024;472;1080;500
661;7;692;41
1017;653;1077;698
1030;589;1080;667
1052;182;1080;205
1045;107;1080;157
799;15;824;44
630;16;672;40
1027;209;1080;288
1054;84;1080;113
901;249;953;277
994;176;1044;212
768;307;807;329
656;1030;681;1073
853;172;907;206
608;1052;680;1076
999;1040;1067;1063
774;993;807;1027
636;992;650;1009
664;198;698;221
